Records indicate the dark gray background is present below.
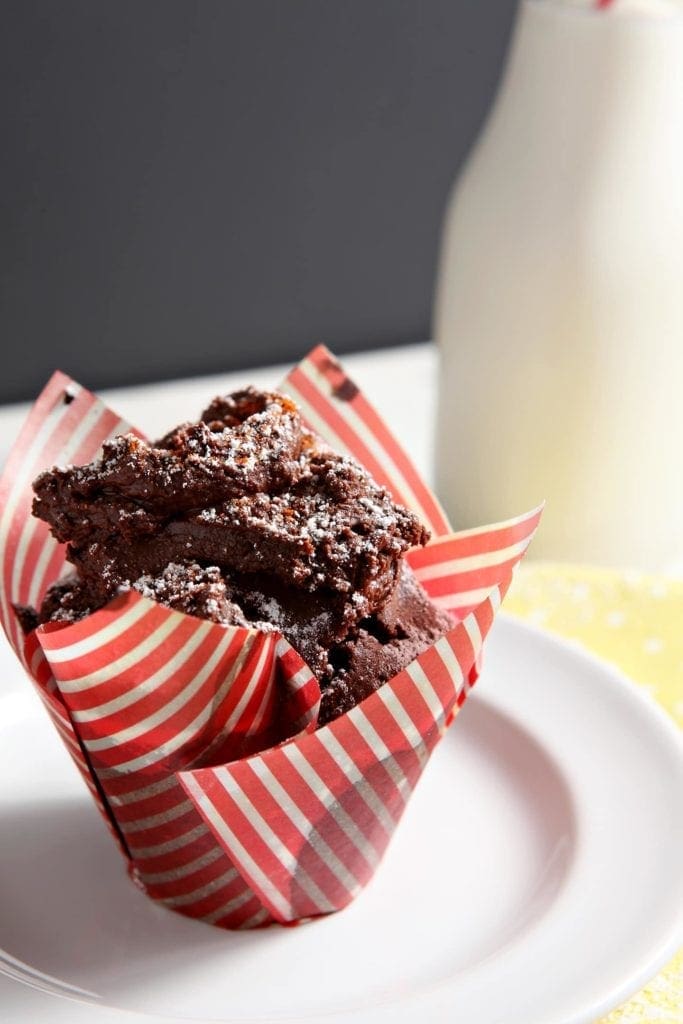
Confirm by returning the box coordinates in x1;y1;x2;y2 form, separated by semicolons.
1;1;516;402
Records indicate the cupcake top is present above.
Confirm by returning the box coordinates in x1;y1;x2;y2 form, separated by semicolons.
25;388;452;723
32;388;426;610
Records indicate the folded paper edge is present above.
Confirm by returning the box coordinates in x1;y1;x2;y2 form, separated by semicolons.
282;345;452;537
176;570;520;923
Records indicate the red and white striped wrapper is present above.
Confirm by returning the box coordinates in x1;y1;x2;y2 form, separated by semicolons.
0;346;542;929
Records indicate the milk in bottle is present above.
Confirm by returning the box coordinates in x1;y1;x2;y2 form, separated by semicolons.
434;0;683;568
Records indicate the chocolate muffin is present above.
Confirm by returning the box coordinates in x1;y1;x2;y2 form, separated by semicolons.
23;388;453;724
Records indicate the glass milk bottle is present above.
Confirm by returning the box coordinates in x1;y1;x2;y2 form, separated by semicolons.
434;0;683;569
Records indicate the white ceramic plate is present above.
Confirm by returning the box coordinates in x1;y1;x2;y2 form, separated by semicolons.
1;615;682;1024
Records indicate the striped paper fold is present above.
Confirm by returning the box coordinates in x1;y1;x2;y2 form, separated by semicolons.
0;346;541;928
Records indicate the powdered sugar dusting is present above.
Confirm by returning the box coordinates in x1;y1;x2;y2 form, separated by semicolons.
29;385;435;717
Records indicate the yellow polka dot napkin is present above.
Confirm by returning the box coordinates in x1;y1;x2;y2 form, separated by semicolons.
506;563;683;1024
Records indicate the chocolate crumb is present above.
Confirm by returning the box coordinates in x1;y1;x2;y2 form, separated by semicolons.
318;354;360;402
13;603;39;635
332;378;359;402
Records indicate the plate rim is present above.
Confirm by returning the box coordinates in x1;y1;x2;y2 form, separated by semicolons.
1;614;682;1024
475;614;683;1024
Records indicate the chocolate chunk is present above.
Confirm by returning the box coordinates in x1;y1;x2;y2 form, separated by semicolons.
132;563;250;626
12;603;39;635
64;465;420;613
318;564;454;724
32;389;310;541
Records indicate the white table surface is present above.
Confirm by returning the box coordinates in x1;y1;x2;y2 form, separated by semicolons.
0;343;437;483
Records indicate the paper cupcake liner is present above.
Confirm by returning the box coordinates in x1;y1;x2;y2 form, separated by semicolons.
0;346;542;928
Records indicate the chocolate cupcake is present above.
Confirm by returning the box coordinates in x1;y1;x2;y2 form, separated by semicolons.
25;387;453;724
0;348;540;929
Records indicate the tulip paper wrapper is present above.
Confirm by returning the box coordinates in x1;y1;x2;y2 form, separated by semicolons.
0;346;541;929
